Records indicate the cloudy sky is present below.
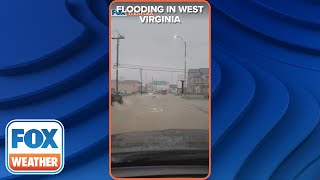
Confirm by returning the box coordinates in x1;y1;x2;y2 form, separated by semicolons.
111;3;209;85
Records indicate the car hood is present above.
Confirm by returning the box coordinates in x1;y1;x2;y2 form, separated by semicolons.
112;129;209;153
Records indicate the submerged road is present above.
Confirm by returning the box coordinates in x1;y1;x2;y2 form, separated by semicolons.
111;94;209;134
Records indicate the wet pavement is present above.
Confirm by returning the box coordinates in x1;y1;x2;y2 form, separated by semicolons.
111;94;209;134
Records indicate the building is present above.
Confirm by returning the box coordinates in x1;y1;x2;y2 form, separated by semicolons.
111;80;141;92
169;84;178;94
146;83;153;93
187;68;209;95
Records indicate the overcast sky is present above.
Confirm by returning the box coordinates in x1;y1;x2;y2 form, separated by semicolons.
111;4;209;85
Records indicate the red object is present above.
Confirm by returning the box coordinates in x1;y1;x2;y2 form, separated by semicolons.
160;90;167;95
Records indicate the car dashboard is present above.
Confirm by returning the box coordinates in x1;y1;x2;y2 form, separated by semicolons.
111;165;209;178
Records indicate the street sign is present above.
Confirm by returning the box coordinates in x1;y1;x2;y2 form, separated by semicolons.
169;84;177;88
153;81;166;85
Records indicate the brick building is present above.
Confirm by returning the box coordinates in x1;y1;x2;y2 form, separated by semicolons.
187;68;209;95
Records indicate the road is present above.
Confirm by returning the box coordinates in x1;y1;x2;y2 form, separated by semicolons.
111;94;209;134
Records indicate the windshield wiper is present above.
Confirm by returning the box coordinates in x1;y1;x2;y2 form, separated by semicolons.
112;150;209;167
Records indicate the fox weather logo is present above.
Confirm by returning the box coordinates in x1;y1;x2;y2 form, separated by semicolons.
5;119;64;175
111;9;127;16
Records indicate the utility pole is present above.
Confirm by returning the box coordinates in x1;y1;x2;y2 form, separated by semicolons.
152;76;154;92
112;33;125;93
184;41;187;96
174;35;187;96
140;68;143;95
145;72;148;92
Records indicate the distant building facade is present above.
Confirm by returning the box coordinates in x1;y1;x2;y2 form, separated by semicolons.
112;80;141;92
146;83;153;92
169;84;178;94
187;68;209;94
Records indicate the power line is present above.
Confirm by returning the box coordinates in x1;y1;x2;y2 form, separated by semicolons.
117;66;184;72
114;64;185;71
120;63;184;70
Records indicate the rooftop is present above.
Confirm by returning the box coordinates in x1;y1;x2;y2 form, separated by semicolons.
188;68;209;75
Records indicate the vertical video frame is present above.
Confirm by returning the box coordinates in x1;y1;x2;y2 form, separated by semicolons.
109;0;211;178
